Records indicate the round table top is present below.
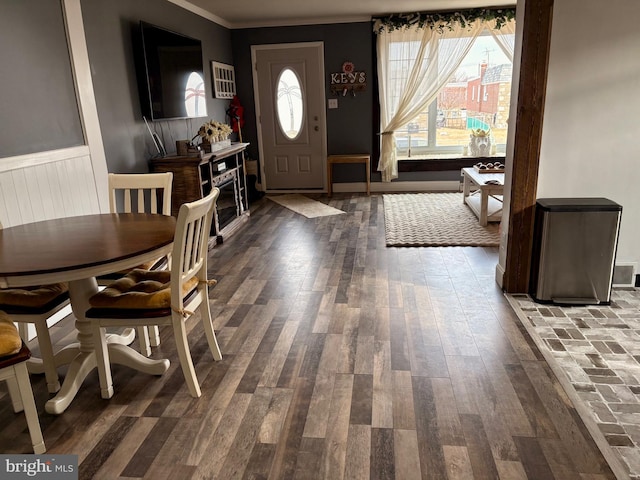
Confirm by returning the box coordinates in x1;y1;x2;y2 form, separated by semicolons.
0;213;176;285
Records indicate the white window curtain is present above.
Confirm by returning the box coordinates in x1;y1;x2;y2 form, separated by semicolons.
489;19;516;61
377;23;483;182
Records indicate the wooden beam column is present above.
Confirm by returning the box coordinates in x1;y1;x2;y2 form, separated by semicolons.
503;0;554;293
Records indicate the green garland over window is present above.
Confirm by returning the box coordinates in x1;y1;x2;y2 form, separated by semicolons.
373;7;516;33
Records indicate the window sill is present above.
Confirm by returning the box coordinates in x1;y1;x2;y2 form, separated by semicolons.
397;156;506;172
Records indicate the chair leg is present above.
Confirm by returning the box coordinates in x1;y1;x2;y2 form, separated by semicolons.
200;293;222;361
14;362;46;454
6;375;24;413
172;316;201;398
34;320;61;393
137;326;152;357
17;323;29;342
92;323;114;399
149;326;161;347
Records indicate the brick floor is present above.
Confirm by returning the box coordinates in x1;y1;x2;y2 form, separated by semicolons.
509;288;640;479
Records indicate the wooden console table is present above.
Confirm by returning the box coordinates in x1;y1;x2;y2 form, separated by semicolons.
327;154;370;196
150;142;250;243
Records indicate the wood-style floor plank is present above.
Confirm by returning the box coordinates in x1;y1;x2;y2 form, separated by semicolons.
344;424;371;480
0;194;616;480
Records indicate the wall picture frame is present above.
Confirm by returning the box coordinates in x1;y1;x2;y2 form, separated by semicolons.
211;61;236;99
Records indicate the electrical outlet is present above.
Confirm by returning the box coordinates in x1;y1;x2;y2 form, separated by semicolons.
328;98;338;109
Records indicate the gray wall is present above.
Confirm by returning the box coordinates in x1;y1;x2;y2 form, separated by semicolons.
231;23;376;183
3;1;467;182
80;0;233;173
0;0;83;158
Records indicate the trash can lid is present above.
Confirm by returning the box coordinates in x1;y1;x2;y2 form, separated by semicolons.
536;197;622;212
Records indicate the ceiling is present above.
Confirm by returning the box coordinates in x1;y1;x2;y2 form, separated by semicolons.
177;0;514;29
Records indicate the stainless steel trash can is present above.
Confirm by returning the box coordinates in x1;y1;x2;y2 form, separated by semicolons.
530;198;622;305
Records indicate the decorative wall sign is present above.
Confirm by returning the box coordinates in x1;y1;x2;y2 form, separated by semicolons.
330;61;367;96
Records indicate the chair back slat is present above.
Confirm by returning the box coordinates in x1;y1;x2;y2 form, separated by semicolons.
124;188;133;213
108;173;173;215
171;188;219;309
149;188;158;214
184;221;196;273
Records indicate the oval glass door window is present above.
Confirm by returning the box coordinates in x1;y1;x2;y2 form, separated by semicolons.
276;68;303;139
185;72;207;117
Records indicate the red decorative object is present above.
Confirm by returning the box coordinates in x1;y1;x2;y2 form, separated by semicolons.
226;95;245;133
342;61;355;73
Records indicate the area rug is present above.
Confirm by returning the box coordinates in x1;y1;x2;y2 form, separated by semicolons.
268;194;345;218
383;192;500;247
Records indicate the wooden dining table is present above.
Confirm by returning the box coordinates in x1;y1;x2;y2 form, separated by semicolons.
0;213;176;414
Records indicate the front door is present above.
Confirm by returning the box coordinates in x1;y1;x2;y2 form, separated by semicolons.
252;43;326;191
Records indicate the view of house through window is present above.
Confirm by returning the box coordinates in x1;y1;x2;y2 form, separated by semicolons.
393;33;514;159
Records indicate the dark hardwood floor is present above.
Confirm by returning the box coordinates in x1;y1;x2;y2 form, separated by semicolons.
0;194;615;479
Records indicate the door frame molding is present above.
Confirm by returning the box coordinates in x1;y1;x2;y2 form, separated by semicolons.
251;42;328;193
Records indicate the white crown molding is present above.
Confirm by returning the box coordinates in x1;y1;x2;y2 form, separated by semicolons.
167;1;370;29
230;15;372;29
166;0;232;29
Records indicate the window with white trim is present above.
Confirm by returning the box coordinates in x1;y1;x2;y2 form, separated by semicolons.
389;32;514;159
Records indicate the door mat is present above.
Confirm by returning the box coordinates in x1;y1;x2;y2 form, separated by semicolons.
267;194;346;218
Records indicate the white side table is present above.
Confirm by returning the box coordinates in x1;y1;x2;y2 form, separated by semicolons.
461;167;505;226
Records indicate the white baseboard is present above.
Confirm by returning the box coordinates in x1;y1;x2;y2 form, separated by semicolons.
495;263;505;289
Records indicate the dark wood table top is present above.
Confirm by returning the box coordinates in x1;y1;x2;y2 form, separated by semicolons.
0;213;175;286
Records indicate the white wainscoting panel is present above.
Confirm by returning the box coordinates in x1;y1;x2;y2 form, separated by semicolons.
0;146;102;227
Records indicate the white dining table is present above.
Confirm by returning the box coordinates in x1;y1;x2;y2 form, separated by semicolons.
0;213;176;414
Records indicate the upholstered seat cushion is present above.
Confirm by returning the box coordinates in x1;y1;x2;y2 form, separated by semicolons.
0;283;69;315
0;310;23;358
89;269;201;310
96;256;169;283
0;283;68;308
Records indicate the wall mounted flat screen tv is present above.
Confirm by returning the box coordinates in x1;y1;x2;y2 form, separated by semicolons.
136;21;207;121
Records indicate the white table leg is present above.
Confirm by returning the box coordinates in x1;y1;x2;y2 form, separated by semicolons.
27;328;132;375
462;172;471;200
44;278;168;414
479;188;489;226
44;278;96;414
45;351;97;414
109;344;169;375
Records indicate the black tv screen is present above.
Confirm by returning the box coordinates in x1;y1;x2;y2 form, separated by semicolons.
136;21;207;121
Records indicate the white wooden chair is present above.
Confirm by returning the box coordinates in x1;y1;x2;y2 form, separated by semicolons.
0;311;46;454
107;172;173;219
0;221;69;394
101;172;173;356
86;189;222;399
